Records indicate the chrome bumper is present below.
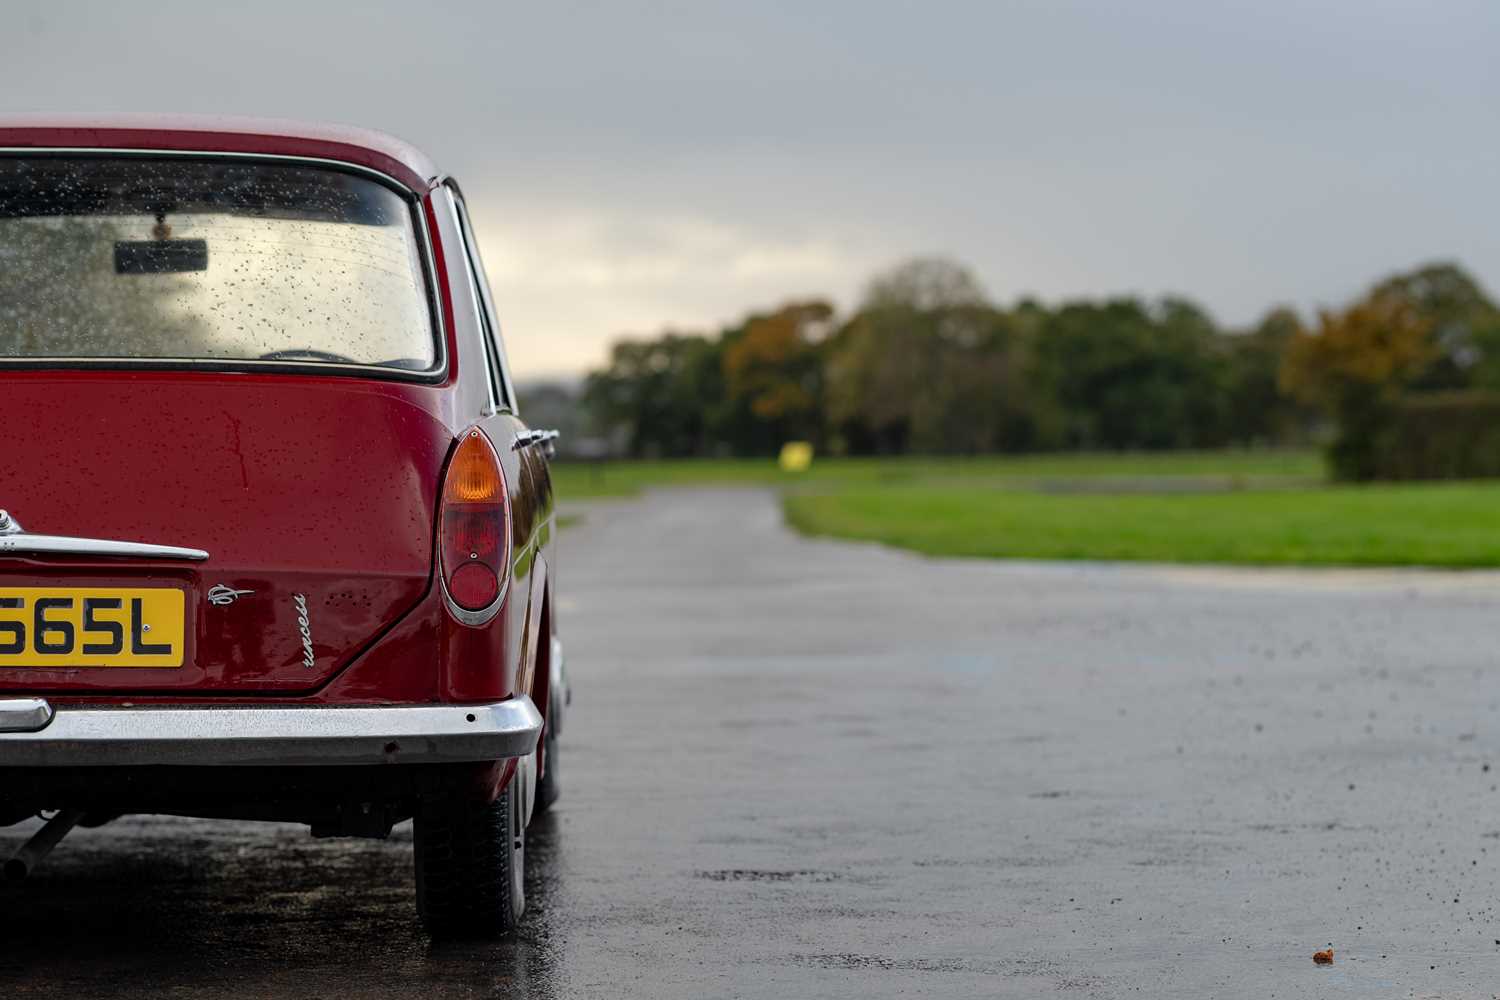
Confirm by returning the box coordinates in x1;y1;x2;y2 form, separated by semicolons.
0;697;542;767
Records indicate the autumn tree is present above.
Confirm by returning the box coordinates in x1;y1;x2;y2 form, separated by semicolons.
720;301;833;452
1372;263;1499;390
1280;289;1434;479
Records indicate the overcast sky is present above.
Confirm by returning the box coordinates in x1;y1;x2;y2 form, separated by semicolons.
2;1;1497;378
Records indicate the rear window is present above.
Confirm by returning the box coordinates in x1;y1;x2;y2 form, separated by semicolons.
0;155;437;373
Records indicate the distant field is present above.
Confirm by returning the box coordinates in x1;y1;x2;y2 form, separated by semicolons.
550;450;1325;499
552;450;1500;567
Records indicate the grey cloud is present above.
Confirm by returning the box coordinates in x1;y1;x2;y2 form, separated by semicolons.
3;0;1498;375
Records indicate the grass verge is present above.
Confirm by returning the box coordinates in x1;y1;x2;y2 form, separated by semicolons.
553;449;1500;567
782;481;1500;568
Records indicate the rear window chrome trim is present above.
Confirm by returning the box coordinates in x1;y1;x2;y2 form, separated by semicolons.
0;148;449;385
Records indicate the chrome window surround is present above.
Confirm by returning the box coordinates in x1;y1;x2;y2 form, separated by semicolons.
453;189;519;413
0;147;449;385
439;187;506;416
439;183;516;416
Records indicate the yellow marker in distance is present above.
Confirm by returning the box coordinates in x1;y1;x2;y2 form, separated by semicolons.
779;441;813;473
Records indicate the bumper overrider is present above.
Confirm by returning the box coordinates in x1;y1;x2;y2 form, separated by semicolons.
0;697;542;767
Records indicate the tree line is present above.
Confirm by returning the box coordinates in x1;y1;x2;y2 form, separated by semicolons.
574;257;1500;479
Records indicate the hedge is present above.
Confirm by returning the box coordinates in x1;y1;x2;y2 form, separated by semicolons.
1370;391;1500;480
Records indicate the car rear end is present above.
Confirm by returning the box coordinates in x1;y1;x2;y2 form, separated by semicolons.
0;134;546;932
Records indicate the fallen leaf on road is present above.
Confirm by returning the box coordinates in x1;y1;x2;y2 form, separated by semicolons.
1313;949;1334;966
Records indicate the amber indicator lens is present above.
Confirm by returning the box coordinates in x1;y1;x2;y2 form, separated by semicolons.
445;430;505;503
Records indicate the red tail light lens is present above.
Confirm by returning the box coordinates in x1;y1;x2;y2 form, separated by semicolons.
440;428;510;615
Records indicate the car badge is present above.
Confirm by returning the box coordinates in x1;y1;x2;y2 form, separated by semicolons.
293;593;315;668
206;584;255;606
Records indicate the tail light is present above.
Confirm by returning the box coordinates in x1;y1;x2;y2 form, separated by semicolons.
440;427;511;619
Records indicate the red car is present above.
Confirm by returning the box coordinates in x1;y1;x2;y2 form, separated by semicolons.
0;115;565;937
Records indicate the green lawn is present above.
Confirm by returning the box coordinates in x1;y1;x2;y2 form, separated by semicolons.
783;482;1500;567
553;450;1500;567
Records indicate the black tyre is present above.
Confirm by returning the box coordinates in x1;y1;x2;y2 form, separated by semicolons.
414;780;525;938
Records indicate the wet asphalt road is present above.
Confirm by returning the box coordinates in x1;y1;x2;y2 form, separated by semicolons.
6;488;1500;997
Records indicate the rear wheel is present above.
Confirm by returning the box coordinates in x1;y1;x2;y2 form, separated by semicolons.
413;780;525;938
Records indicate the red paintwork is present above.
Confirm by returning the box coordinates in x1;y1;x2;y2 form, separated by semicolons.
0;372;451;693
0;122;554;722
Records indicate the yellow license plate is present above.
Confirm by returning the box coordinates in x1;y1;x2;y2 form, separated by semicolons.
0;587;186;668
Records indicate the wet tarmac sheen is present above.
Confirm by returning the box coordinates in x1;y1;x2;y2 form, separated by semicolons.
6;488;1500;997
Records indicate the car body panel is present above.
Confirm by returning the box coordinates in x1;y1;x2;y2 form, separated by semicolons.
0;372;452;693
0;124;559;760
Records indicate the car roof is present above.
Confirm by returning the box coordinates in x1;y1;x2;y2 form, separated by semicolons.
0;114;439;192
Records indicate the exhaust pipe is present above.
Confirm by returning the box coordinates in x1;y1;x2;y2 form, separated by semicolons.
5;808;83;882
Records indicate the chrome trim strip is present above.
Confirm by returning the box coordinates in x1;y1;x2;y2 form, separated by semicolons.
0;533;208;562
0;697;542;767
512;429;560;451
0;699;54;734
